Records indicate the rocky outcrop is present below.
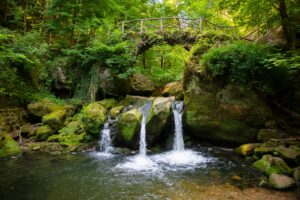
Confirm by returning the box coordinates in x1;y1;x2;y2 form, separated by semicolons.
130;74;155;96
184;81;272;145
0;132;21;157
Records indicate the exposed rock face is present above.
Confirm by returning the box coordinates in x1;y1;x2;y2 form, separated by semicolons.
268;173;296;190
257;129;288;142
252;155;293;175
0;132;21;157
183;81;272;145
130;74;155;96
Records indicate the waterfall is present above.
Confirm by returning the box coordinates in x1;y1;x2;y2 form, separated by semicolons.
139;102;152;156
172;101;185;151
99;117;112;153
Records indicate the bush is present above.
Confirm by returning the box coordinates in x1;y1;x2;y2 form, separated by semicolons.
201;41;292;96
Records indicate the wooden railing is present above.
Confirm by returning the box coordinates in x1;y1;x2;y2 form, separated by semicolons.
121;17;238;38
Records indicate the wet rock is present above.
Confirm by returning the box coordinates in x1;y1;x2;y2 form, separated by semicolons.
269;173;296;189
252;155;293;175
35;125;53;142
257;129;288;142
0;132;21;157
130;74;155;96
147;97;173;146
235;143;261;156
116;108;142;147
109;106;124;118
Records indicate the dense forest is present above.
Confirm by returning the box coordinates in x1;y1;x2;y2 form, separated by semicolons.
1;0;300;199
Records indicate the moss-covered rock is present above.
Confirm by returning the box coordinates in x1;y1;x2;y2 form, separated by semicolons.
42;109;67;131
235;143;261;156
110;106;124;118
98;99;118;109
81;102;107;135
257;129;288;142
254;147;275;156
274;147;300;162
252;155;293;175
116;108;142;147
269;173;296;189
183;83;272;145
58;132;88;150
27;99;64;117
146;97;173;146
0;132;21;157
35;125;53;141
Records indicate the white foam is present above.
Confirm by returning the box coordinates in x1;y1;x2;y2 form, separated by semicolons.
116;155;158;172
152;150;210;167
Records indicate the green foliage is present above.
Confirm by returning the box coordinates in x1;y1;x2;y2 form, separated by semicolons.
202;41;292;96
134;44;189;86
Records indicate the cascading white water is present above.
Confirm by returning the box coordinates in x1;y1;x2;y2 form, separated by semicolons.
139;102;151;156
99;117;112;154
172;101;184;151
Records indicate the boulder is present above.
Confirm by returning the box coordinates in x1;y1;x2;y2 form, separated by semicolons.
269;173;296;189
147;97;173;146
235;143;261;156
252;155;293;175
130;74;155;96
110;106;124;118
0;132;21;157
274;147;300;162
98;99;118;110
42;109;67;131
184;83;272;145
162;81;183;99
257;129;288;142
27;99;64;117
254;147;275;156
35;125;53;141
81;102;107;135
116;108;142;147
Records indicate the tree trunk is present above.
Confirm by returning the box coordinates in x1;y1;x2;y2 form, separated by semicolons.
278;0;295;50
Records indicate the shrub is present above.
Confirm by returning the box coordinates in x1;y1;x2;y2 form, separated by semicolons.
201;41;292;96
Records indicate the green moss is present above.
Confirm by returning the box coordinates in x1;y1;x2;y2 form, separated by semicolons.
42;109;67;131
59;132;88;150
0;132;21;157
117;108;142;145
98;99;118;109
252;155;293;175
81;102;107;135
28;99;65;117
110;106;124;118
35;125;53;141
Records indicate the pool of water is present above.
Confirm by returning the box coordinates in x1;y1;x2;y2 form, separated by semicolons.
0;147;271;200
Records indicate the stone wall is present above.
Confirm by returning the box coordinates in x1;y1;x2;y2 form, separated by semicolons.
0;108;23;132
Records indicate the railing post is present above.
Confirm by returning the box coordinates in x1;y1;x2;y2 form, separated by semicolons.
160;18;163;31
199;18;203;33
121;21;125;33
140;19;144;33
